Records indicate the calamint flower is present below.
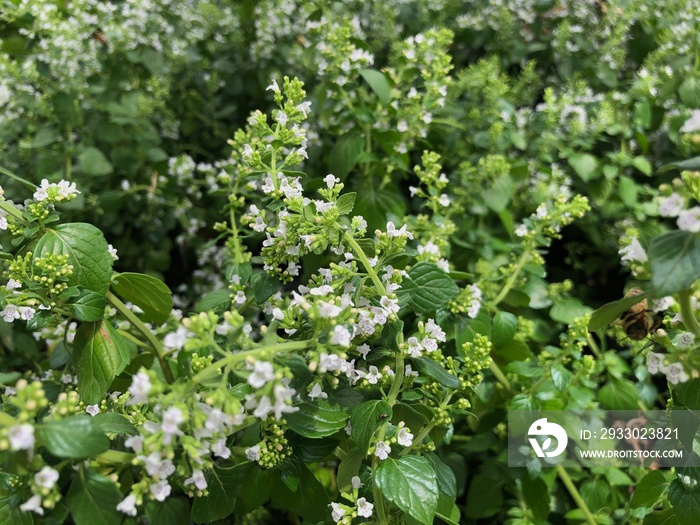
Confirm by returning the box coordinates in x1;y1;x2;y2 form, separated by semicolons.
116;494;138;516
357;497;374;518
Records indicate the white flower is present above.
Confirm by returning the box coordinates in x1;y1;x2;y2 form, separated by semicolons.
652;296;674;312
127;372;151;404
266;79;280;93
138;452;175;479
20;495;44;515
426;319;446;341
18;306;35;321
330;502;346;523
8;424;34;451
184;469;208;491
467;283;482;319
386;221;414;240
680;110;700;133
646;352;665;374
116;494;138;516
211;438;231;459
150;480;172;502
276;111;288;127
407;337;423;357
246;444;261;461
356;343;371;359
324;174;340;188
318;301;342;319
0;216;7;230
365;365;382;384
351;476;362;489
658;193;685;217
85;404;100;416
677;207;700;233
33;179;51;201
308;383;328;400
619;237;647;264
1;304;20;323
248;361;275;388
330;325;352;347
34;466;59;489
272;384;299;420
124;435;144;453
234;290;247;305
107;244;119;261
536;204;547;218
438;194;450;207
666;362;689;385
5;279;21;291
374;440;391;460
397;426;414;447
357;497;374;518
161;407;184;443
676;332;696;349
515;224;528;237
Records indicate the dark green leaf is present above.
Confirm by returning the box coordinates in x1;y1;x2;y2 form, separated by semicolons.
191;462;255;523
375;455;438;525
669;478;700;525
32;127;60;149
111;272;173;325
73;320;132;404
77;147;113;176
588;290;652;331
336;192;357;215
38;415;109;458
69;291;106;322
66;466;122;525
92;413;137;435
270;462;329;523
34;223;113;294
522;476;550;521
359;69;391;104
354;185;405;234
396;262;459;314
286;400;348;438
425;452;456;499
146;498;190;525
350;400;392;454
411;357;460;389
250;272;280;304
643;508;678;525
337;449;364;491
492;311;518;348
599;378;639;410
649;231;700;296
631;471;669;508
329;134;364;178
195;289;231;313
465;473;502;518
0;496;33;525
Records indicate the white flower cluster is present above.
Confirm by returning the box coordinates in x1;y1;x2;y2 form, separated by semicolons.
646;352;689;384
406;318;447;358
33;179;79;203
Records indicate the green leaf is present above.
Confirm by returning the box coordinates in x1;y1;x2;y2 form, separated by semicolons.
643;508;678;525
375;455;438;525
619;176;638;207
350;400;392;454
588;290;652;331
631;471;669;508
73;320;132;404
270;461;329;523
354;184;405;234
465;473;502;518
632;156;653;175
336;192;357;215
550;296;592;324
92;413;137;435
425;452;456;499
69;291;106;322
359;69;391;104
286;400;349;438
411;357;460;389
38;415;109;458
599;378;639;410
551;363;574;392
522;476;550;521
66;466;122;525
396;262;459;314
679;77;700;108
32;126;60;149
0;496;33;525
146;498;190;525
329;134;364;178
195;289;231;313
649;231;700;296
337;449;364;491
492;311;518;348
111;272;173;325
191;462;255;523
250;272;280;304
482;176;513;212
661;156;700;173
34;223;113;294
568;153;599;181
669;478;700;525
77;147;113;176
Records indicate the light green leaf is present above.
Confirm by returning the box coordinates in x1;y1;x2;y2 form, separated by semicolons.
631;471;669;508
77;147;113;176
568;153;599;181
522;476;550;521
66;466;123;525
32;126;60;149
411;357;460;389
599;378;639;410
336;192;357;215
550;296;592;324
286;400;349;438
38;415;110;458
375;455;438;525
396;262;459;314
34;223;113;294
111;272;173;325
350;400;392;454
69;291;106;322
588;290;652;331
649;231;700;296
195;289;231;313
679;77;700;108
73;320;132;404
632;156;652;175
359;69;391;104
337;449;364;491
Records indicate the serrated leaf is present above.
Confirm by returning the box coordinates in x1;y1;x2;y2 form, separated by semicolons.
411;357;460;389
69;291;106;322
337;449;364;491
396;262;459;314
649;231;700;296
350;400;392;453
425;452;456;499
77;147;113;176
550;296;592;324
336;192;357;215
359;69;391;104
551;363;574;391
643;508;678;525
599;378;639;410
195;289;231;313
66;466;122;525
588;290;652;331
376;455;438;524
286;400;348;438
631;471;669;508
73;320;132;404
37;415;109;458
34;223;113;294
111;272;173;325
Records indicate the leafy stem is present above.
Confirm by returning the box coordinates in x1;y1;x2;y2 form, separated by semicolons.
343;231;387;296
678;290;700;338
489;243;533;310
106;291;175;384
555;465;597;525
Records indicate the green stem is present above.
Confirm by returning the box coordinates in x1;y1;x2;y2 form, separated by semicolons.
117;329;151;349
0;166;37;189
106;291;175;384
0;200;25;223
400;392;453;456
586;335;602;358
489;361;512;392
489;247;531;310
555;465;597;525
343;232;387;296
65;125;72;180
95;449;135;464
678;290;700;338
0;412;18;427
190;340;312;386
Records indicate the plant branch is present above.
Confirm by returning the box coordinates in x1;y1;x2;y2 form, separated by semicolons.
343;232;387;296
489;247;531;310
678;290;700;338
556;465;597;525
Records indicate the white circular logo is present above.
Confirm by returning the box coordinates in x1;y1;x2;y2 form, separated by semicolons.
528;418;568;458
